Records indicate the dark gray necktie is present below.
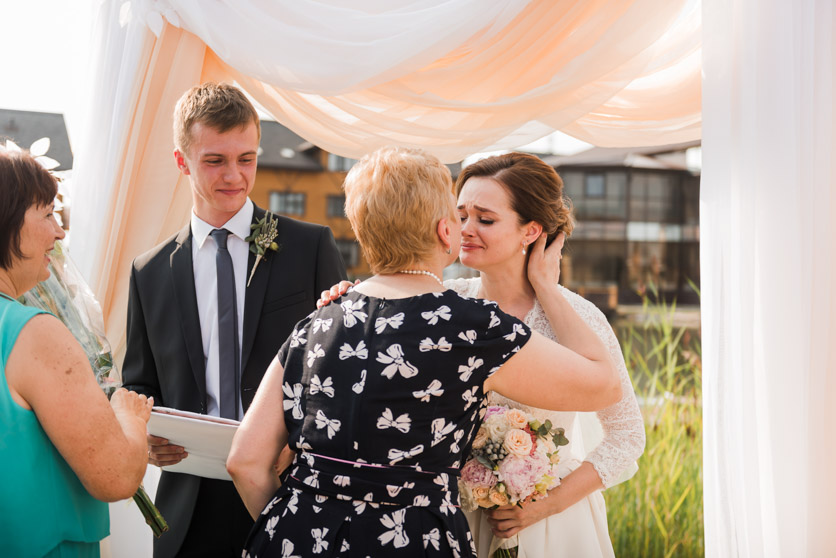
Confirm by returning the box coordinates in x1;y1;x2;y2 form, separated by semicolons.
210;228;240;420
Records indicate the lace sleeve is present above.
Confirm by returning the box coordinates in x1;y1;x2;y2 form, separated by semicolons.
557;287;646;489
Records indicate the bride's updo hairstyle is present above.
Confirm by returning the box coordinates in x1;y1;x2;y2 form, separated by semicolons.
455;152;575;247
343;146;455;274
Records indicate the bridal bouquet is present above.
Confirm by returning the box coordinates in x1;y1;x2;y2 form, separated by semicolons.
459;405;569;558
21;241;168;537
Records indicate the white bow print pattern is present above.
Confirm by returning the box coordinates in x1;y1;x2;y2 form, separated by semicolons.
377;344;419;379
289;327;307;347
339;340;368;360
503;322;527;342
376;408;411;433
281;539;301;558
340;299;368;327
418;336;452;352
457;356;484;381
282;383;303;419
312;318;332;333
310;375;335;397
461;386;478;410
374;312;404;333
457;329;477;344
314;409;341;439
351;369;367;394
388;444;424;464
421;305;452;325
378;509;409;549
311;527;329;554
306;343;325;367
423;528;440;550
488;310;501;328
412;379;444;402
430;417;456;447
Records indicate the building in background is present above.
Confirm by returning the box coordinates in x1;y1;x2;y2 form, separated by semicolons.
0;108;73;170
250;120;461;280
1;109;699;310
543;141;701;314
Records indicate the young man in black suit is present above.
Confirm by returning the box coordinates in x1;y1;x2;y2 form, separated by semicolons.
122;82;346;557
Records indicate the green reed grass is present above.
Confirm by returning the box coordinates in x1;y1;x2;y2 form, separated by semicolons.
605;288;703;557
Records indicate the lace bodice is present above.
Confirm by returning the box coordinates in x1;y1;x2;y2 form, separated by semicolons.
445;277;646;488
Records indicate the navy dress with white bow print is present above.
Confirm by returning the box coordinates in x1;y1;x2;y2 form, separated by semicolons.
243;288;531;557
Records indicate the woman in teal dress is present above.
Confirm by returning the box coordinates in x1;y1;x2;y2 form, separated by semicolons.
0;148;153;557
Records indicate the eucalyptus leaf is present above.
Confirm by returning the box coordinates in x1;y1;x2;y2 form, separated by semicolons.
475;454;497;470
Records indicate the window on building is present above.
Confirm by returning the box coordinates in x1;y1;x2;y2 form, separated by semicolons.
270;191;306;216
629;172;679;223
327;195;346;218
327;154;357;172
585;174;606;198
335;238;360;267
566;170;627;221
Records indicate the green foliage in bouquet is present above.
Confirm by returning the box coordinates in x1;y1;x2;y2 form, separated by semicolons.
605;285;703;557
20;240;119;396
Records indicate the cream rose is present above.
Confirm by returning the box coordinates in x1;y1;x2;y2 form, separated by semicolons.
484;414;511;440
472;485;491;500
504;428;534;457
504;408;529;429
489;488;510;507
472;427;489;449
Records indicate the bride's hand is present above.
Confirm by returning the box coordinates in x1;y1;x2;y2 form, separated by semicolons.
526;231;565;295
316;280;359;308
485;496;557;538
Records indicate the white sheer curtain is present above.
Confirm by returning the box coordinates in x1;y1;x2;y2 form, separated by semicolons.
701;0;836;556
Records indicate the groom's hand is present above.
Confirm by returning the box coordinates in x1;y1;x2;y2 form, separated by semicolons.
147;433;187;467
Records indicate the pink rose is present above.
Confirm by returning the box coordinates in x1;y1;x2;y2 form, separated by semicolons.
484;406;506;418
503;429;533;457
498;455;550;502
461;458;497;489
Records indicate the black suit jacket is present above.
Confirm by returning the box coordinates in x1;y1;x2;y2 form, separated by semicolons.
122;205;346;557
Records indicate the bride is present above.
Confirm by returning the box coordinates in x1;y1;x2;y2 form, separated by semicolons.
448;152;645;557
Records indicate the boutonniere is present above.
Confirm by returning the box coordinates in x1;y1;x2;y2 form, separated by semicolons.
245;211;280;286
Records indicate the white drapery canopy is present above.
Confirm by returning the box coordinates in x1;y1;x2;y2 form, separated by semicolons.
67;0;834;556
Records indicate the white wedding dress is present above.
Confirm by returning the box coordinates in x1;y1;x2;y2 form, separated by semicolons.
446;278;646;558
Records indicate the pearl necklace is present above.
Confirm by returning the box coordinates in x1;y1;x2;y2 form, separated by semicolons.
396;269;444;287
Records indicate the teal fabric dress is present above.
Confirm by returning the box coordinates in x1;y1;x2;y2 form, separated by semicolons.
0;295;109;557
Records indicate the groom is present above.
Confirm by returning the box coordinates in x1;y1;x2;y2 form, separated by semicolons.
122;83;346;557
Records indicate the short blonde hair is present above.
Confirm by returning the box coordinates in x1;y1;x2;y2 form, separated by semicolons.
173;82;261;154
343;147;454;274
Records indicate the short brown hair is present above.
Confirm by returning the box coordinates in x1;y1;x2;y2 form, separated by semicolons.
343;147;454;274
0;148;59;269
456;152;574;246
173;82;261;154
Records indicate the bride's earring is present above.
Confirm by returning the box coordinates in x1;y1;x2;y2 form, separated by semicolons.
521;241;527;255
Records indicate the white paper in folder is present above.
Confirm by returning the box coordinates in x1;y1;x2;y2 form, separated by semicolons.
147;407;240;481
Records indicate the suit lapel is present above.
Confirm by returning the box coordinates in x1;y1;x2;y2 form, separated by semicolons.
170;224;207;408
241;205;271;372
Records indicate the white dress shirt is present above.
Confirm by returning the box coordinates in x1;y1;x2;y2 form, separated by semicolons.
191;199;253;418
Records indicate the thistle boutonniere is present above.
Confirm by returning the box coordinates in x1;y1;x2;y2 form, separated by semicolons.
245;212;280;286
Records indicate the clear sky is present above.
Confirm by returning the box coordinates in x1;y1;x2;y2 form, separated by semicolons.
0;0;589;155
0;0;95;116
